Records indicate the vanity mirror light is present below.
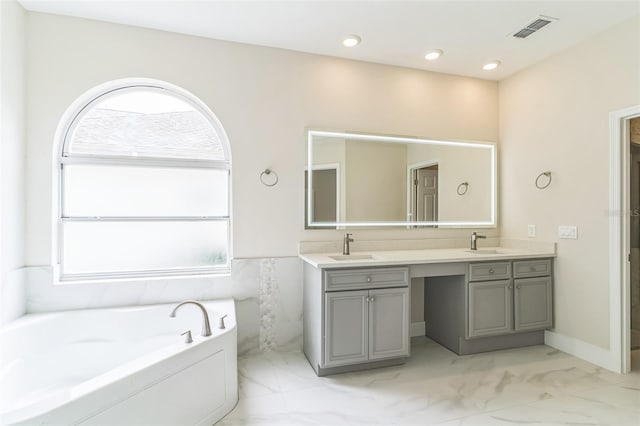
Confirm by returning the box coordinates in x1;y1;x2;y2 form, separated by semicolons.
305;130;497;228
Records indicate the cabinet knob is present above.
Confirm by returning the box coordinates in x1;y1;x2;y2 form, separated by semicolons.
489;268;494;274
508;285;513;290
516;284;521;289
366;276;372;282
370;296;375;302
530;266;536;272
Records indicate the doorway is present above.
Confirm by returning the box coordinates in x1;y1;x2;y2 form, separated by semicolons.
630;118;640;352
409;163;439;223
610;105;640;373
304;165;339;229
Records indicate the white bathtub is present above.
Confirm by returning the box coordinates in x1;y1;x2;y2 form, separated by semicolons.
0;299;238;426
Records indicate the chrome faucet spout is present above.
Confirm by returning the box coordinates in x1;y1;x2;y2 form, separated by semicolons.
343;233;354;255
169;300;212;337
470;232;486;251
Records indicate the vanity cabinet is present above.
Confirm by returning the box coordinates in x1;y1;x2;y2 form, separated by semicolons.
514;276;553;332
467;279;513;337
304;265;410;376
325;287;409;367
425;258;553;355
467;259;552;339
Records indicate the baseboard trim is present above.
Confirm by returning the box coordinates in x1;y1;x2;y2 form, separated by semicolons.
544;330;618;372
410;321;425;337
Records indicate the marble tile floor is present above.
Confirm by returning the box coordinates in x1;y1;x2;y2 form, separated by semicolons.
219;337;640;426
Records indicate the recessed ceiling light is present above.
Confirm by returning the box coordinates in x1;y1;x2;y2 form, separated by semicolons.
342;35;361;47
483;60;501;71
424;49;443;61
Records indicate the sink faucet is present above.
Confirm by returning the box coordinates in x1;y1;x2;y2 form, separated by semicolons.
169;300;212;337
470;232;486;251
343;233;354;255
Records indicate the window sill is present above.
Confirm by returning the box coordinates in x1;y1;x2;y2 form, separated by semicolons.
55;268;231;286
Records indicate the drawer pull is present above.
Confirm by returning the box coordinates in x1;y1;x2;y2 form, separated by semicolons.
366;276;372;282
530;266;536;272
489;268;494;274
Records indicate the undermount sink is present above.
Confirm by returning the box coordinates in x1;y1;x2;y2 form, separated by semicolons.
466;249;503;255
329;254;375;261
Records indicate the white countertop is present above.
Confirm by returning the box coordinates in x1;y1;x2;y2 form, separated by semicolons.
299;246;556;269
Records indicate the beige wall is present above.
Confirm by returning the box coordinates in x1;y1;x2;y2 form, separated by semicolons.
345;140;407;222
406;143;493;222
500;16;640;350
1;0;26;321
25;12;499;264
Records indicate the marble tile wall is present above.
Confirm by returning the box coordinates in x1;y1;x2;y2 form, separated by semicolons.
21;257;302;356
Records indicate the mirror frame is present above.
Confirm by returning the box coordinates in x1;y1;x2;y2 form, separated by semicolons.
306;130;497;228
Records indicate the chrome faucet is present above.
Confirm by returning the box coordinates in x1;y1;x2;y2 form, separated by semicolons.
470;232;486;251
169;300;212;337
343;233;354;255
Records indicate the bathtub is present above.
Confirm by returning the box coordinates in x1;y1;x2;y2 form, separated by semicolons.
0;299;238;426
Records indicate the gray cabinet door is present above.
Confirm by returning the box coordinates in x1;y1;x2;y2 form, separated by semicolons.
324;290;369;367
468;279;513;338
514;277;553;332
368;287;410;360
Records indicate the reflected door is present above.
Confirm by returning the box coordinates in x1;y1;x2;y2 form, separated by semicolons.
415;167;438;222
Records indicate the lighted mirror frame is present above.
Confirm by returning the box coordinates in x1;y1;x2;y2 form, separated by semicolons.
306;130;497;228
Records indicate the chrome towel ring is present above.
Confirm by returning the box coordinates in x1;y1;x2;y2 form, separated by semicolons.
260;169;279;187
535;171;552;189
457;182;469;196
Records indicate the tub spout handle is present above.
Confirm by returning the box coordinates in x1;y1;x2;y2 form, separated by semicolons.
169;300;212;337
218;314;228;330
181;330;193;344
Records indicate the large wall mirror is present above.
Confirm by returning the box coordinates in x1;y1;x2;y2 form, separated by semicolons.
305;130;496;228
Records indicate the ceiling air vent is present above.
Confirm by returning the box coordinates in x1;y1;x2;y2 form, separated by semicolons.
512;16;556;39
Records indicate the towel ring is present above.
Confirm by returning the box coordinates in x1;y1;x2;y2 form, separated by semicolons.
260;169;279;187
457;182;469;196
535;171;552;189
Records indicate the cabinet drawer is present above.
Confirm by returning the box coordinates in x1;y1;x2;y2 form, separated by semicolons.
513;259;552;278
468;262;511;281
324;267;409;291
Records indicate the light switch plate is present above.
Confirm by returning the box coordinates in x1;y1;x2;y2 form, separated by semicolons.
558;225;578;239
528;224;536;238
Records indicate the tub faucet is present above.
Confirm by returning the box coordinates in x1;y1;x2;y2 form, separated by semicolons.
169;300;212;337
343;233;354;255
470;232;486;251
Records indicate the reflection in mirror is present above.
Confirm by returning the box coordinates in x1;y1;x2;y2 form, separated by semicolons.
306;130;496;228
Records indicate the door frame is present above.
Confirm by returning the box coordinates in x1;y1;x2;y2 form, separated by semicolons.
407;160;440;222
610;105;640;373
305;162;341;228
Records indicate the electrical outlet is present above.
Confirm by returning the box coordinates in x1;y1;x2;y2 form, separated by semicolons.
558;225;578;239
528;224;536;238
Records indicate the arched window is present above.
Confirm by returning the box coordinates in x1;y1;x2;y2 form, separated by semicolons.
56;80;231;281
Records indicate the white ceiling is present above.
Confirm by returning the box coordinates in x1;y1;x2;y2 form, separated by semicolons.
18;0;640;80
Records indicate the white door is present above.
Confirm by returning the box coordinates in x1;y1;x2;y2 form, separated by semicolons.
415;167;438;222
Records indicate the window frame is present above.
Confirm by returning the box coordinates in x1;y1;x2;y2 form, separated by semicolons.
54;80;232;283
